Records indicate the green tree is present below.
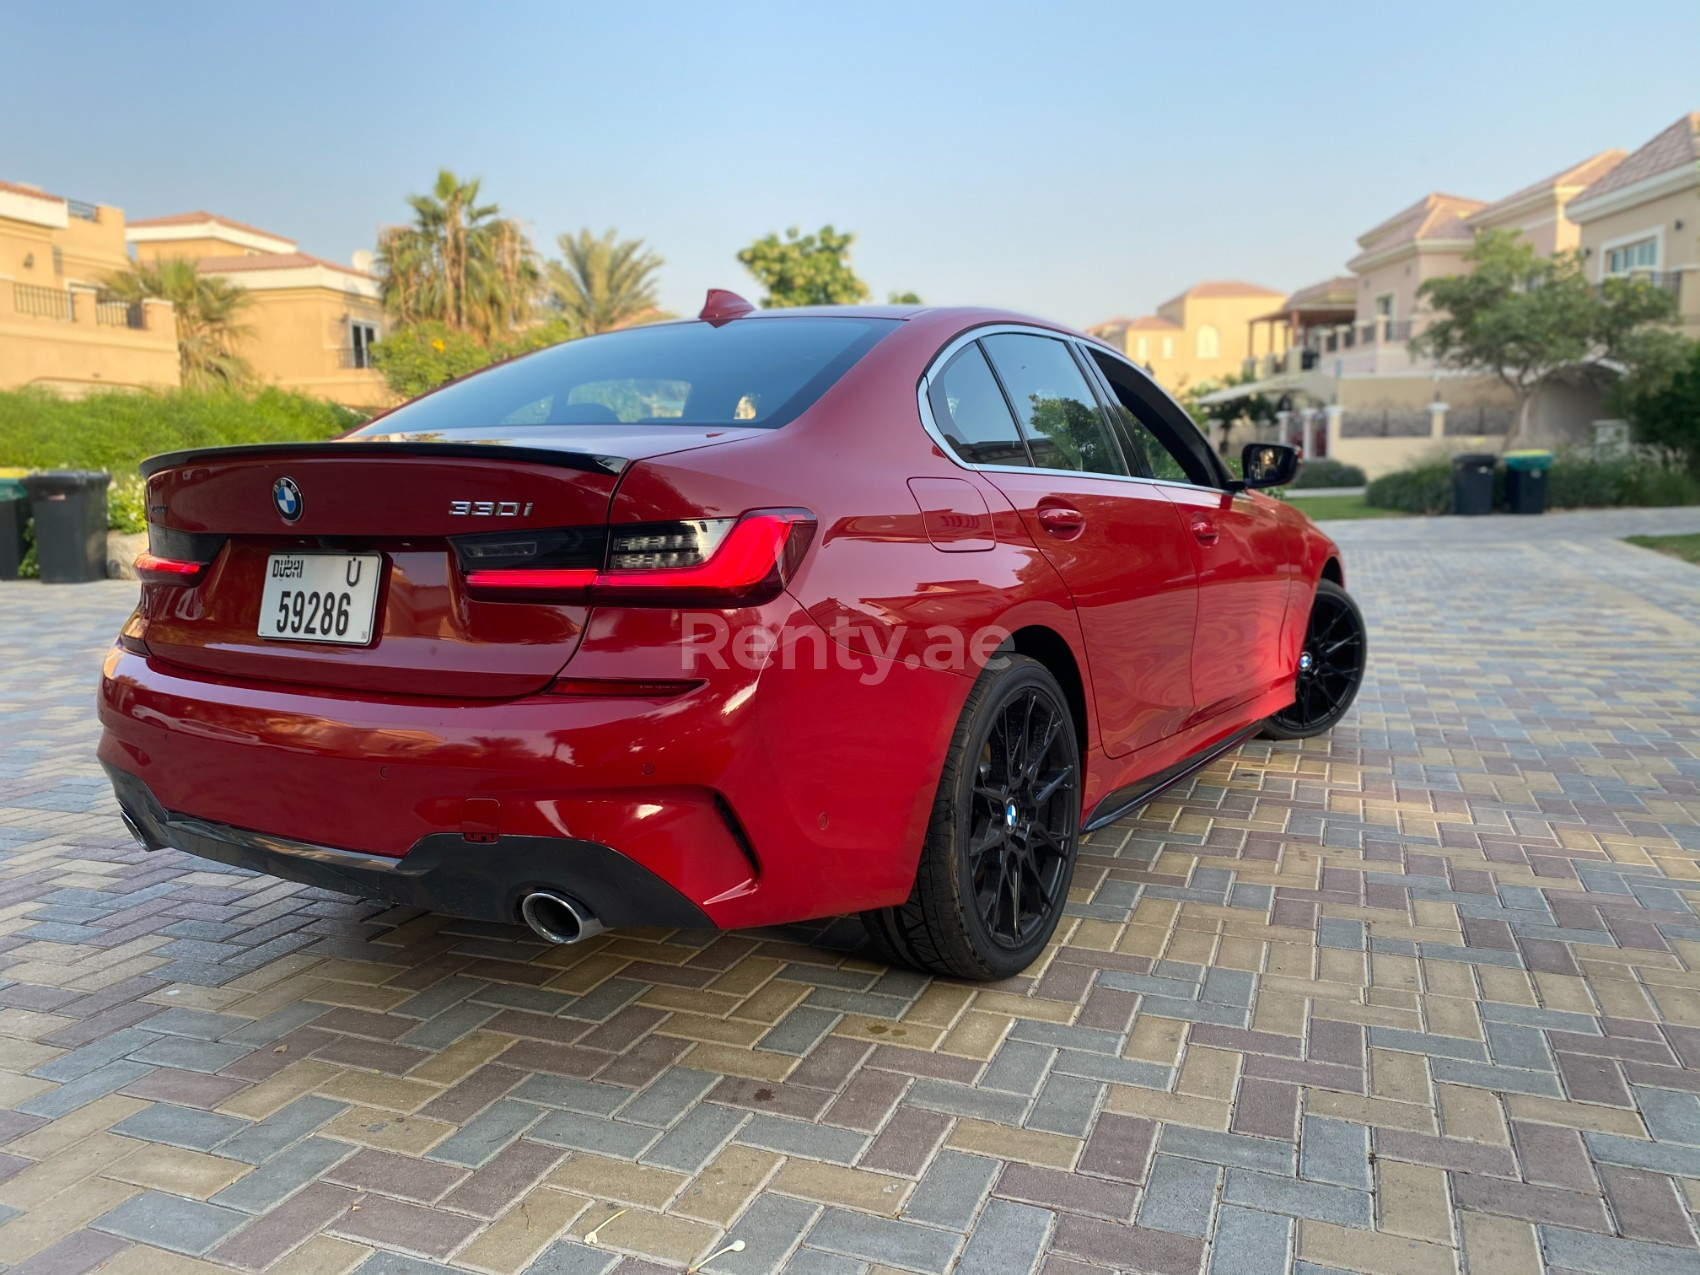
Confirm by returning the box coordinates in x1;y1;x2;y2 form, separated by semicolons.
1410;229;1680;449
103;257;253;389
1622;339;1700;475
736;225;870;308
546;228;666;334
888;290;923;305
375;169;539;340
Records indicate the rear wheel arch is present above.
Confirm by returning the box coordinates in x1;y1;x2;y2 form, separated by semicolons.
1006;625;1089;755
1320;556;1344;586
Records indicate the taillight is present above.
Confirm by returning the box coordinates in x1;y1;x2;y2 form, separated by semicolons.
135;553;207;586
460;508;815;607
139;525;224;586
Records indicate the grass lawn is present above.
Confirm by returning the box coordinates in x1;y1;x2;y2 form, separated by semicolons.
1625;532;1700;565
1282;493;1410;521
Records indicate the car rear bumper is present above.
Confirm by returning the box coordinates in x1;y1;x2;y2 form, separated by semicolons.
105;761;713;930
97;634;968;930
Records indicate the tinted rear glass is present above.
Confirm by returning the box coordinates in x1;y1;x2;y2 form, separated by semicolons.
356;317;897;434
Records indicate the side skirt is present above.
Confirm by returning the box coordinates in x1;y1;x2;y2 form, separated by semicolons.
1083;723;1262;832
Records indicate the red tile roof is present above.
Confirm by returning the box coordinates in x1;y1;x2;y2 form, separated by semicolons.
1174;280;1285;299
128;210;295;245
1281;276;1358;310
194;252;374;281
1354;194;1485;260
0;180;64;204
1570;113;1700;206
1124;315;1183;331
1467;150;1628;223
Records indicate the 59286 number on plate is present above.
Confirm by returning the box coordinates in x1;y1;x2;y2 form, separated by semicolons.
258;553;381;645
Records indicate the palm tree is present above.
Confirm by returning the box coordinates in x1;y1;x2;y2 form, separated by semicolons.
375;169;538;341
104;258;252;388
546;229;666;335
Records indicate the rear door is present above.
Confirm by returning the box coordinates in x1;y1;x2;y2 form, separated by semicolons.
1086;350;1296;719
927;331;1199;757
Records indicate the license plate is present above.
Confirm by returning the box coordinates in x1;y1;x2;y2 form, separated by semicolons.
258;553;382;645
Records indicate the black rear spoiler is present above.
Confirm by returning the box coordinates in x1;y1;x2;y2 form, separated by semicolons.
138;440;629;479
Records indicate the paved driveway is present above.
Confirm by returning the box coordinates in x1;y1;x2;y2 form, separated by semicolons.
2;507;1700;1275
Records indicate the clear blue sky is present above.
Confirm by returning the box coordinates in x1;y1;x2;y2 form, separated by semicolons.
6;0;1696;328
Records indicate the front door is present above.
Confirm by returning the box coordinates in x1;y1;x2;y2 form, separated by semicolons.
1085;348;1295;721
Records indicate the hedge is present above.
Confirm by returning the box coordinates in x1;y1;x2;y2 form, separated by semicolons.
0;386;369;481
2;387;372;575
1290;458;1367;489
1365;453;1700;514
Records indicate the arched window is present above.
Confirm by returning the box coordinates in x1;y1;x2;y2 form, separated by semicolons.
1197;325;1220;359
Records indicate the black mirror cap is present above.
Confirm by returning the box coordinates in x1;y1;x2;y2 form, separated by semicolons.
1240;443;1300;489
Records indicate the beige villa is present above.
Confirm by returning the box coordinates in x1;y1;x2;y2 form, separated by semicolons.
0;180;179;394
1566;112;1700;339
1088;281;1284;393
128;212;393;408
1191;116;1698;477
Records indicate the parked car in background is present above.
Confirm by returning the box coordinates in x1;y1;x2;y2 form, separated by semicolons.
99;292;1365;979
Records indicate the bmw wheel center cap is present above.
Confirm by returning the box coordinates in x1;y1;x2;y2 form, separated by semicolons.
272;476;302;522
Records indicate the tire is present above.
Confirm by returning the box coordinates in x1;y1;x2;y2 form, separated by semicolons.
1260;578;1367;740
861;654;1081;980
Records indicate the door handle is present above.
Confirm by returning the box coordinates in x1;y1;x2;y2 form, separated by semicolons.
1036;503;1087;538
1190;515;1219;546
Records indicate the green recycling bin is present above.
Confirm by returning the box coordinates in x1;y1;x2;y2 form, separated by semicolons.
1503;450;1554;515
20;471;111;583
0;478;26;580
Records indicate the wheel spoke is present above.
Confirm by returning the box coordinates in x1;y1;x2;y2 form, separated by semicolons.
1033;764;1075;805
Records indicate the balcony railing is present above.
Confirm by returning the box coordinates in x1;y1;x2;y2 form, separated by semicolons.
13;282;74;321
336;348;379;369
1358;318;1412;344
95;298;146;329
66;199;100;222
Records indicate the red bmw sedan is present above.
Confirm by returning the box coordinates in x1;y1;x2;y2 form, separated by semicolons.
98;292;1365;980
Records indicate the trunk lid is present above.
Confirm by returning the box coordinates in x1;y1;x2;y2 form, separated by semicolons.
134;437;742;697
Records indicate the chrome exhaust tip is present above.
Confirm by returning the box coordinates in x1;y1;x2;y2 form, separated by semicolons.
519;891;607;945
119;810;155;851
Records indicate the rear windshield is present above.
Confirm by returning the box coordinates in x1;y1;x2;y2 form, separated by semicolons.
354;317;898;434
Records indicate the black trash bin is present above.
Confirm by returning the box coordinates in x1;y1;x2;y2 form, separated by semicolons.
1503;450;1554;515
1451;453;1497;516
20;471;111;583
0;478;26;580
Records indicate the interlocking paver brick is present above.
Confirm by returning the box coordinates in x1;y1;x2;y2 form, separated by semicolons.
7;510;1700;1270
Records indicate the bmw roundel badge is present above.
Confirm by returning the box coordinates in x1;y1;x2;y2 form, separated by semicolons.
272;476;303;522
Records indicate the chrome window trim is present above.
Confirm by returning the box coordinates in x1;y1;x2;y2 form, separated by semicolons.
916;323;1222;493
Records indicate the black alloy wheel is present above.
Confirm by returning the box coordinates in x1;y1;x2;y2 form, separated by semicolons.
862;654;1081;980
1261;579;1366;740
968;686;1077;950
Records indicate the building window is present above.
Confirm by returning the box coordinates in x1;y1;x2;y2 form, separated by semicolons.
1605;237;1658;275
1196;324;1220;359
1161;336;1174;359
52;246;63;275
1135;336;1148;362
350;322;378;369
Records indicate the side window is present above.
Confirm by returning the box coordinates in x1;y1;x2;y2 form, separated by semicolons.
927;344;1029;466
981;333;1126;476
1088;349;1220;488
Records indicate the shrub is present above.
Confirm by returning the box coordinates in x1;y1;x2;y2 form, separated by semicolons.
0;386;369;481
1621;338;1700;476
1291;458;1367;489
107;475;147;533
1365;460;1453;513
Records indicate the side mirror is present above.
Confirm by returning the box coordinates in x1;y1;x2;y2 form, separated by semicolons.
1238;442;1299;490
